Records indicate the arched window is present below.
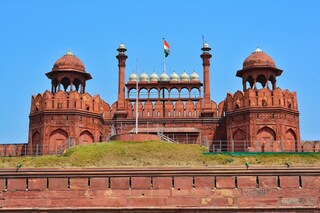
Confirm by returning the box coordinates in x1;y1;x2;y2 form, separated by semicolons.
170;88;179;98
149;88;158;99
256;74;267;89
73;78;81;92
60;77;71;92
246;76;254;89
180;88;189;98
139;88;148;99
190;88;200;98
128;88;137;99
159;88;169;98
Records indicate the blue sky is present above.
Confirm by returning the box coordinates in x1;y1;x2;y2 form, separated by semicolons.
0;0;319;143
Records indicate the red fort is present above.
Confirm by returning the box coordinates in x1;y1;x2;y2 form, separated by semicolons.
27;42;300;154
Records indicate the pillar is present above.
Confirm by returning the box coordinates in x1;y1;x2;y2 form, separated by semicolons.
114;43;128;118
200;43;214;117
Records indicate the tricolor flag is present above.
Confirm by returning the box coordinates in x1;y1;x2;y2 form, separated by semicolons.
164;39;170;57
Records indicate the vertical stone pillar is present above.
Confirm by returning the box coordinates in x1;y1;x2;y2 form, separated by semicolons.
115;43;128;118
200;43;213;117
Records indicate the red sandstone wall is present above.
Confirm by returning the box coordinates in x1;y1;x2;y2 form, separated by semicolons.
110;133;160;142
0;173;319;210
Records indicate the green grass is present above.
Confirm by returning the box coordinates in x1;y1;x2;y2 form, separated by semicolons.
0;141;319;168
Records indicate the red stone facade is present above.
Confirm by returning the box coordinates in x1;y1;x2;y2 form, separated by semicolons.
0;168;319;210
26;44;300;154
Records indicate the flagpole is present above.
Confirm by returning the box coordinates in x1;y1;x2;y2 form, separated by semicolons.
135;58;138;134
163;38;166;73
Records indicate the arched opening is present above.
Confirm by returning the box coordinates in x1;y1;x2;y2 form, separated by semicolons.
52;78;58;93
61;77;71;92
170;88;179;98
149;88;158;99
128;88;137;99
139;88;148;99
233;129;247;152
73;78;81;92
180;88;189;99
32;131;41;155
269;75;276;90
257;127;276;152
49;129;68;154
79;130;94;144
246;75;254;89
159;88;169;98
284;129;297;152
190;88;200;98
256;74;267;89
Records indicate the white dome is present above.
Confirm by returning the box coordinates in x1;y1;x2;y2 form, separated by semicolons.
160;71;169;82
139;72;149;82
254;47;262;53
150;71;159;82
203;42;210;48
170;71;179;81
180;71;189;82
129;72;138;81
190;71;200;82
119;42;125;49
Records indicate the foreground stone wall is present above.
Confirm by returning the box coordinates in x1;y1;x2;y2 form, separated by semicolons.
0;169;319;211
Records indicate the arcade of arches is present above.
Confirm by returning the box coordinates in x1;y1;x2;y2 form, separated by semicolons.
26;44;300;154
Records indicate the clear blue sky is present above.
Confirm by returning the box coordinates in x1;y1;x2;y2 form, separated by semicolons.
0;0;319;143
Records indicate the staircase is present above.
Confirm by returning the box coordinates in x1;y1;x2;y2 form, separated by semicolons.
157;132;177;143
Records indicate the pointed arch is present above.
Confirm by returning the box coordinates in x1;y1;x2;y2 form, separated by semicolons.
257;126;276;152
284;128;297;152
170;87;179;98
256;74;267;89
61;77;71;92
79;130;94;144
233;129;247;151
32;131;41;155
49;129;69;154
257;127;276;142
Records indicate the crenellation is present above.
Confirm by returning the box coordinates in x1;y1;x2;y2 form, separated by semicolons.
17;45;303;155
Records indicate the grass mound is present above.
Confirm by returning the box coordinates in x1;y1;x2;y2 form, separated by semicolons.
0;141;319;168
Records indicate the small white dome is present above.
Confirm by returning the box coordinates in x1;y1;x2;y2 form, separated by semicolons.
170;71;179;81
203;42;210;48
160;71;169;82
150;71;159;82
254;47;262;53
180;71;189;82
139;72;149;82
129;72;138;81
190;71;200;82
119;42;125;49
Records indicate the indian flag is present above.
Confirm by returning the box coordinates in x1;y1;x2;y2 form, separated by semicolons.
164;39;170;57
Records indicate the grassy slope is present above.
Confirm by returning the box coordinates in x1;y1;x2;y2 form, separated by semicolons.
0;141;319;168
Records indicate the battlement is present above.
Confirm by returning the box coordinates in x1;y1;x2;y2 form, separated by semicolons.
225;88;298;112
30;90;111;118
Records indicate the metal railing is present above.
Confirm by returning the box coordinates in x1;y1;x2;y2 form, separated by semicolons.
0;138;319;157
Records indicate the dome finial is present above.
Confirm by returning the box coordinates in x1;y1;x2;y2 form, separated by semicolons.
66;49;73;56
254;47;262;53
201;42;211;52
117;42;127;53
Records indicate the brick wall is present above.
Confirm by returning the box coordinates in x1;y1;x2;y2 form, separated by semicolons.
0;170;319;210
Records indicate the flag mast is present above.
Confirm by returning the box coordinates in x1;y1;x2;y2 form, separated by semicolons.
135;58;139;134
163;38;166;73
